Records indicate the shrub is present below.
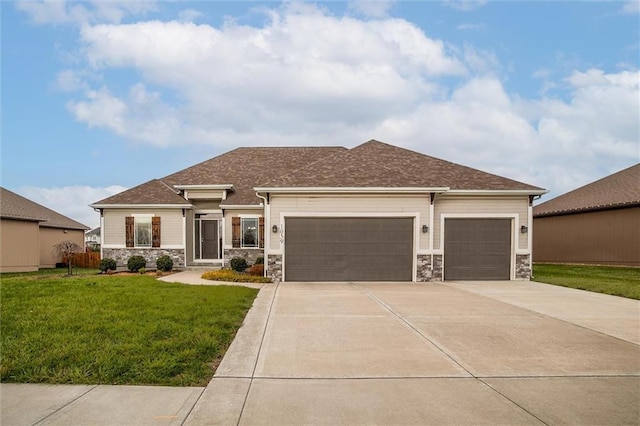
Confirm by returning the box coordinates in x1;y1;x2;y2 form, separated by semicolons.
127;255;146;272
254;256;264;265
156;255;173;272
139;268;146;275
246;264;264;276
230;257;248;272
99;258;117;273
201;270;271;283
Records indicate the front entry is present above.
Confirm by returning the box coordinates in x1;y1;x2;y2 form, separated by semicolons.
195;219;220;260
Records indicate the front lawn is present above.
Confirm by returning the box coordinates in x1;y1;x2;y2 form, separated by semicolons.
0;273;258;386
532;263;640;300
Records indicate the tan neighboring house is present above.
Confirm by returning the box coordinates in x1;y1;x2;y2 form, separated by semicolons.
92;140;546;282
0;187;89;272
533;164;640;267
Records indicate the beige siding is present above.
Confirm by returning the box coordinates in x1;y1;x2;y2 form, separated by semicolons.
224;210;263;247
269;195;429;251
533;207;640;266
39;227;85;268
103;209;184;247
0;219;39;272
433;195;529;251
185;189;225;200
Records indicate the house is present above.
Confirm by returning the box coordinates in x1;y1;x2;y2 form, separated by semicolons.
0;187;89;272
533;164;640;267
85;227;101;251
91;140;546;282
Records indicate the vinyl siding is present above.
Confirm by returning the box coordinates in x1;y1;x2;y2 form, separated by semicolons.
192;200;222;210
269;195;429;252
434;196;529;251
103;209;184;247
0;219;39;272
39;227;84;268
533;207;640;266
185;189;225;200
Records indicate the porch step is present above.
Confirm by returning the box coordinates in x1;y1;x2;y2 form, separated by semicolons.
185;265;222;271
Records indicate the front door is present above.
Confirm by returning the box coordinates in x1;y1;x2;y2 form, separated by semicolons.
201;220;219;259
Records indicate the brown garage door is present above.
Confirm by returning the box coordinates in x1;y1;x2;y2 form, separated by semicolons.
444;218;511;280
284;217;414;281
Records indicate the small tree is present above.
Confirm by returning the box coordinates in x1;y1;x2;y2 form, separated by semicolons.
52;240;83;275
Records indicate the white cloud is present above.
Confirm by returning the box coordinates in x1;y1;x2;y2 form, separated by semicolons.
443;0;488;12
621;0;640;14
178;8;204;23
17;185;128;229
15;0;156;25
45;3;639;201
456;23;486;31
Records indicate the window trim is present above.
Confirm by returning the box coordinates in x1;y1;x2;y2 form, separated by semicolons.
241;216;260;249
134;215;153;248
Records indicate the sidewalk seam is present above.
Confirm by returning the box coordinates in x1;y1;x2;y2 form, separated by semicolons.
32;385;98;426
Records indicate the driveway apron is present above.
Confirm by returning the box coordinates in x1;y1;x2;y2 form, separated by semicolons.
186;281;640;425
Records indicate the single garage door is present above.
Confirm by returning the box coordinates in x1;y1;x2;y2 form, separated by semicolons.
285;217;414;281
444;218;512;280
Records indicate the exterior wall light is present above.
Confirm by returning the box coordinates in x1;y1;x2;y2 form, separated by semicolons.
272;225;278;233
422;225;429;233
520;225;528;234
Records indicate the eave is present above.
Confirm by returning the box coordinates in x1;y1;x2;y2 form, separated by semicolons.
254;186;450;194
89;204;193;209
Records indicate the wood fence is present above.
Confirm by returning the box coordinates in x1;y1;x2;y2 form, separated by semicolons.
64;252;101;269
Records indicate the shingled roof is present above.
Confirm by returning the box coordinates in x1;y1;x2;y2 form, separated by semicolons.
0;187;88;230
93;140;544;207
534;163;640;217
260;140;543;190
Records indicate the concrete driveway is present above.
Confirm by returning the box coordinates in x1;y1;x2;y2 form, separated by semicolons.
187;281;640;425
2;280;638;425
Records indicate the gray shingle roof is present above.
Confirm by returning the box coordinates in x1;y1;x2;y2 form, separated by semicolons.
534;163;640;217
93;140;544;207
0;187;89;230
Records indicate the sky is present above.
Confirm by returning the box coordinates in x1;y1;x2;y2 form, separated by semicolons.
2;0;639;230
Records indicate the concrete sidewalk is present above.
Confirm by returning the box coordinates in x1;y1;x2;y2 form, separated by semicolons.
2;279;638;425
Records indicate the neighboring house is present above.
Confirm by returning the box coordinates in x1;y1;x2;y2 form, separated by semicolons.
91;140;546;282
85;227;101;251
533;164;640;267
0;187;89;272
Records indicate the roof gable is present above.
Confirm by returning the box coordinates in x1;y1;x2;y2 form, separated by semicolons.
0;187;89;230
92;179;191;206
534;163;640;216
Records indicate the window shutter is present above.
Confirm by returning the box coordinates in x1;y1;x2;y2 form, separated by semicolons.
152;216;161;248
232;217;241;248
259;217;265;248
125;217;134;247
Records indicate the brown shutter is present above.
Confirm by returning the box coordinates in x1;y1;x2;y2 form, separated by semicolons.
125;216;134;247
152;216;161;248
259;217;265;248
232;217;241;248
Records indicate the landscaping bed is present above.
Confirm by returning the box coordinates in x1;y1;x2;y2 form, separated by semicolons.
0;272;258;386
532;263;640;300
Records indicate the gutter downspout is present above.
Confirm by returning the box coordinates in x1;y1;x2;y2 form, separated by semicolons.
255;192;269;278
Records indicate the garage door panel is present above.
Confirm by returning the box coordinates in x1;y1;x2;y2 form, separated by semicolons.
444;218;511;281
285;217;413;282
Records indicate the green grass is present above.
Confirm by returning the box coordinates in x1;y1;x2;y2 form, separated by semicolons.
0;267;100;279
533;264;640;300
0;273;258;386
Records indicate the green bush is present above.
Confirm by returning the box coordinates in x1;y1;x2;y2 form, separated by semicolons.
156;255;173;272
99;258;117;272
127;255;146;272
230;257;248;272
255;256;264;265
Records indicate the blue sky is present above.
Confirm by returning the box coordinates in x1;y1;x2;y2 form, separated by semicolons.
2;0;639;229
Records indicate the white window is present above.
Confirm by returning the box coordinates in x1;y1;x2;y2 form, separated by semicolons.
241;217;259;248
135;216;152;247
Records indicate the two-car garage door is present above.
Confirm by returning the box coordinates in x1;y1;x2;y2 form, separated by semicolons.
284;217;414;281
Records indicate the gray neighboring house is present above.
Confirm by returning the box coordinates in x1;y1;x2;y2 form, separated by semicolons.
533;164;640;266
85;227;101;251
1;187;89;272
91;140;546;282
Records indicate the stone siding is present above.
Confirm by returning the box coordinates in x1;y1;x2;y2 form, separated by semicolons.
432;255;443;281
103;248;185;270
267;254;283;283
416;254;433;282
224;249;264;267
515;254;531;280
